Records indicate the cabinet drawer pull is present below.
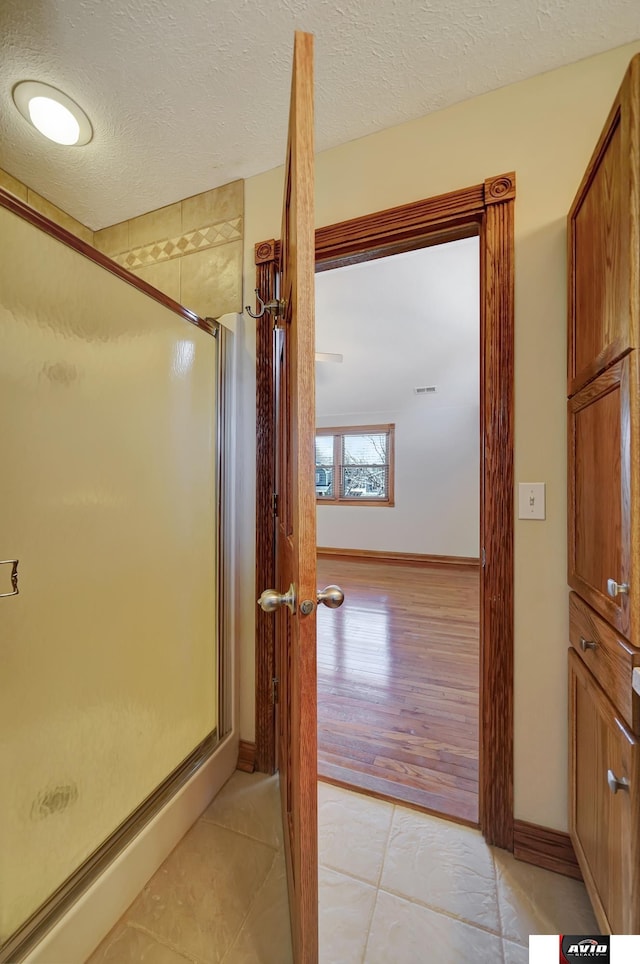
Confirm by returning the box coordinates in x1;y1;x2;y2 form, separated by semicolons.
607;769;630;794
607;578;630;598
579;636;598;652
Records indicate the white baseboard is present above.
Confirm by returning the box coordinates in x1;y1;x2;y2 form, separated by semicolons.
25;733;239;964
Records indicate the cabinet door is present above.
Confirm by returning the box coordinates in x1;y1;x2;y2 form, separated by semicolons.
569;650;640;933
568;54;640;396
568;356;635;639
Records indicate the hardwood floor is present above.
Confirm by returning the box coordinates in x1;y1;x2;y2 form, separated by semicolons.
317;556;479;823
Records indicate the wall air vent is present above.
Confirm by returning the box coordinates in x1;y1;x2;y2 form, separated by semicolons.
414;385;437;395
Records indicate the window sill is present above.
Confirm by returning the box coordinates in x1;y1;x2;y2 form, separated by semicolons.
315;499;395;508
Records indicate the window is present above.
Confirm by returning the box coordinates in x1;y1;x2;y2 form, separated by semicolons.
315;425;395;505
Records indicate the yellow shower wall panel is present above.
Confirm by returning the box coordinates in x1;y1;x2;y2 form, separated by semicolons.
180;239;243;319
0;167;28;202
94;180;244;319
134;259;181;302
0;166;94;245
25;188;94;245
0;206;218;940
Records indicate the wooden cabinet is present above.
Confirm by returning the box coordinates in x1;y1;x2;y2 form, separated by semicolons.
568;55;640;396
569;592;640;731
568;54;640;934
569;650;640;934
568;356;638;640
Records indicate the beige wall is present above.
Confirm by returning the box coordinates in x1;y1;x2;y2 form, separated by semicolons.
316;237;480;557
94;182;244;320
241;40;640;832
0;167;93;245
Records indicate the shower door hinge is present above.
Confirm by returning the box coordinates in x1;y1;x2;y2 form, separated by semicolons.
271;677;279;705
205;317;220;337
272;492;279;516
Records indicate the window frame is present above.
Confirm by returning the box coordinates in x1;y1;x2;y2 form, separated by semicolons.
315;423;395;507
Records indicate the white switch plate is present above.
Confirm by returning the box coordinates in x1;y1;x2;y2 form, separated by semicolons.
518;482;546;520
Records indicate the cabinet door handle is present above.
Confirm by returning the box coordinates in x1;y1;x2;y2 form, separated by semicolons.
579;636;598;652
607;768;630;794
607;578;630;598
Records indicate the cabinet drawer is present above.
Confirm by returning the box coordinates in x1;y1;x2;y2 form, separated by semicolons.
569;593;640;732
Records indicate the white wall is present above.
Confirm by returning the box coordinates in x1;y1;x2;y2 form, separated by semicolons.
315;238;479;557
241;40;640;831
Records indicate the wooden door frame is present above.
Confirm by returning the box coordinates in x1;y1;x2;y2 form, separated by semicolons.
254;172;515;849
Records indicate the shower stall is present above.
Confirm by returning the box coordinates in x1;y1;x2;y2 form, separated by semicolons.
0;190;236;962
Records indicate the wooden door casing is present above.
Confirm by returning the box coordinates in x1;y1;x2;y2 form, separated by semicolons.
255;174;516;850
568;54;640;397
568;355;637;641
272;31;318;964
569;649;640;934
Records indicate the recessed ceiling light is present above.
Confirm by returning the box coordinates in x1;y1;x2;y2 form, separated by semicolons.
12;81;92;146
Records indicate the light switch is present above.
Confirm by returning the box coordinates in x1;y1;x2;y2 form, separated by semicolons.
518;482;546;520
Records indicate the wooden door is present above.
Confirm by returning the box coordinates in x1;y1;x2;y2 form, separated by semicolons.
263;31;318;963
568;54;640;396
568;356;634;638
569;649;640;933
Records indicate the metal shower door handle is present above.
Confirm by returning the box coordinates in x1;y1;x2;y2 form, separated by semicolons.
0;559;19;597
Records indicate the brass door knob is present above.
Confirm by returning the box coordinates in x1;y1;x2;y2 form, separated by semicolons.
257;584;296;614
317;585;344;609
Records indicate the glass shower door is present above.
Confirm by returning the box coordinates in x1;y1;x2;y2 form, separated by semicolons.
0;203;219;950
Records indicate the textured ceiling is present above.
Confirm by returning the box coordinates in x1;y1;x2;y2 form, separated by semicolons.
0;0;638;230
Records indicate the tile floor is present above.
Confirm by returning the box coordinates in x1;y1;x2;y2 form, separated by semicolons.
318;782;597;964
87;772;292;964
88;773;598;964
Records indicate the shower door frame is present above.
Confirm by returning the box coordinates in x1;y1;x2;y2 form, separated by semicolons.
0;186;230;964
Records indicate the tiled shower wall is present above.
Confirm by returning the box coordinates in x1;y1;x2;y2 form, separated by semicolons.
0;166;93;245
0;166;244;321
93;181;243;319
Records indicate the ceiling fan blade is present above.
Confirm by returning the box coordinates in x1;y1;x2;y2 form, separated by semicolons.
315;352;343;363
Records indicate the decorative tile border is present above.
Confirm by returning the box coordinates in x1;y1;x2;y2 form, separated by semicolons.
113;217;242;269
